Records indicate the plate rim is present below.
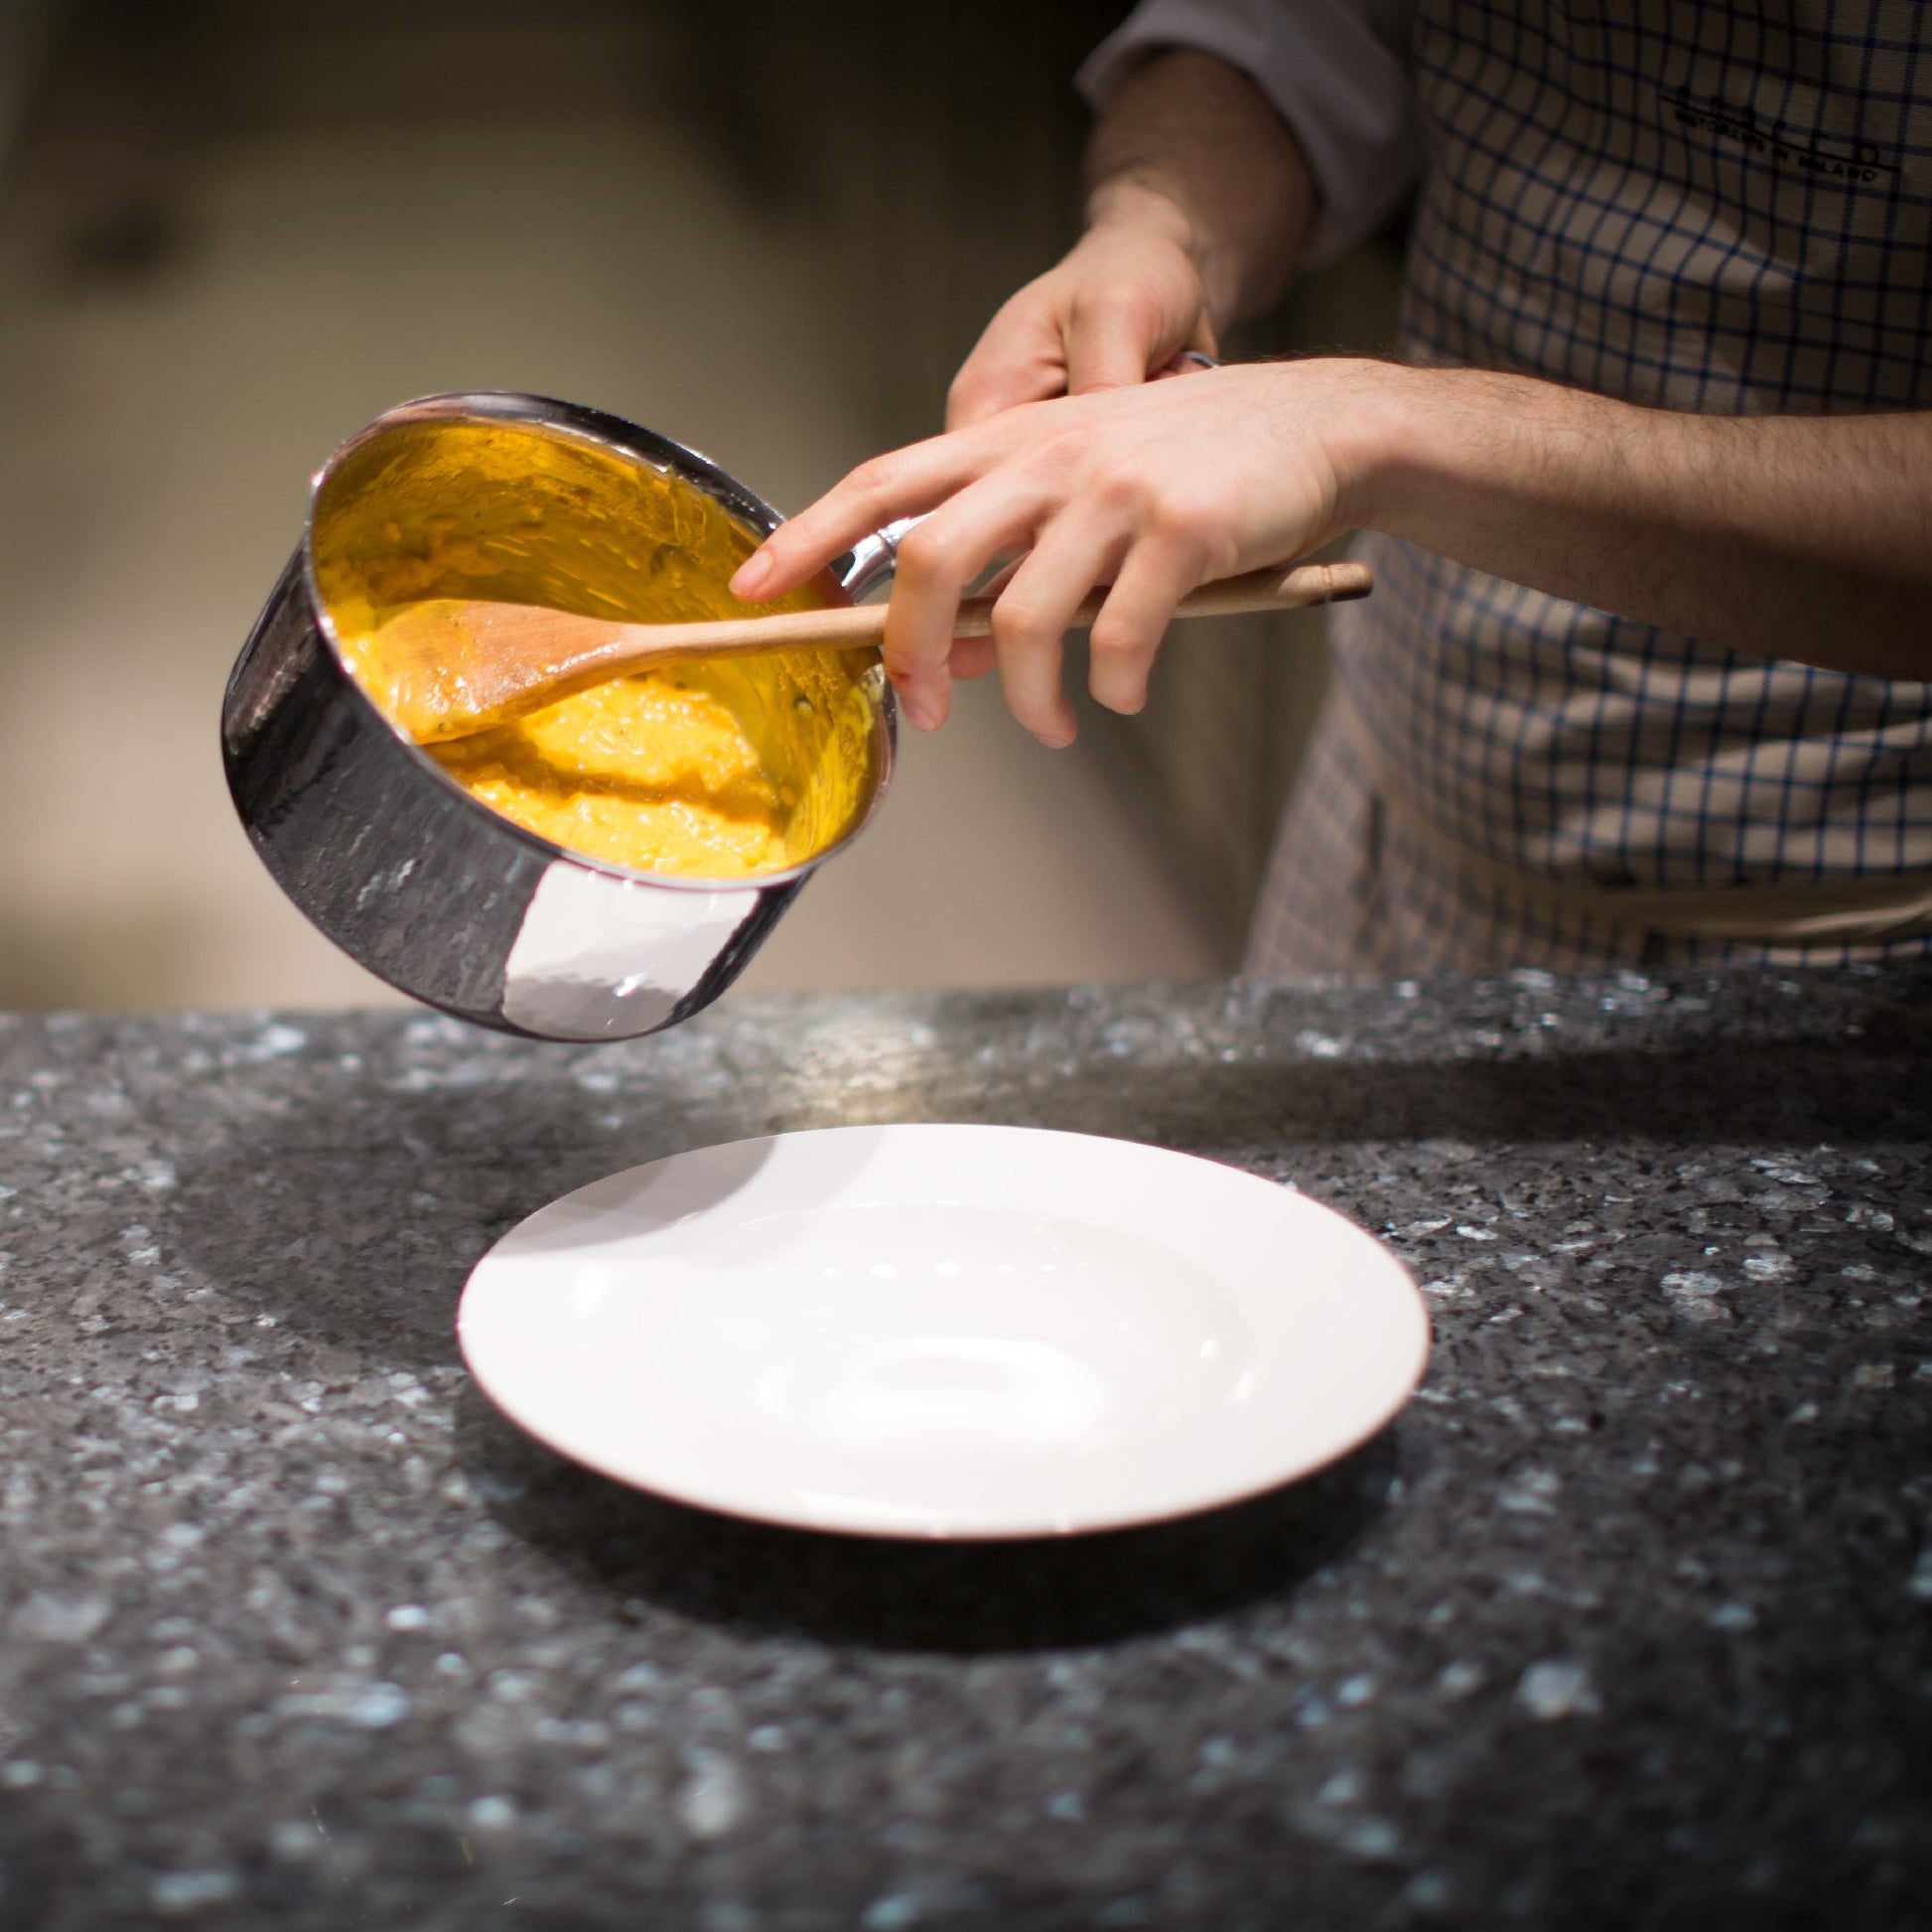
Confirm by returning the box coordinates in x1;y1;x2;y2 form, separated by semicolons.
457;1122;1431;1540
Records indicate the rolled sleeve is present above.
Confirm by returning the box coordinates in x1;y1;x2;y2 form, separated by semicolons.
1076;0;1421;268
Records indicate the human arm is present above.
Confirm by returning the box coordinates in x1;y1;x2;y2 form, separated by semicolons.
947;0;1421;428
1354;369;1932;687
731;359;1932;744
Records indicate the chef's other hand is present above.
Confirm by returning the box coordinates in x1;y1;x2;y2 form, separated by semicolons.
730;360;1376;747
945;189;1218;432
946;48;1316;430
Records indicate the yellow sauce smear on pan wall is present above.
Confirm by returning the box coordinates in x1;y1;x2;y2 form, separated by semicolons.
312;417;880;880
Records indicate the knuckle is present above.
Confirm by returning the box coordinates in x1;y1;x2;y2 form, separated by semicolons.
990;590;1058;650
1086;457;1150;513
892;525;957;589
1142;489;1215;549
1088;618;1159;666
1028;430;1085;484
847;453;899;500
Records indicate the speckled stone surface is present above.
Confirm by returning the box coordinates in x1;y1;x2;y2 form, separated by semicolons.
0;967;1927;1931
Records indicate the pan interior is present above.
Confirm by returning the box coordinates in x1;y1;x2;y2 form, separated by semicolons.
310;414;883;879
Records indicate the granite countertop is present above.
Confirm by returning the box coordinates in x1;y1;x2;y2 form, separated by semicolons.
0;966;1926;1930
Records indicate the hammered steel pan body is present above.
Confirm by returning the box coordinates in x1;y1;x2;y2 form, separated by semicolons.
222;393;898;1042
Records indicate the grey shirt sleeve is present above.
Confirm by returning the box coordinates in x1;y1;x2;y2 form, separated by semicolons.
1075;0;1421;270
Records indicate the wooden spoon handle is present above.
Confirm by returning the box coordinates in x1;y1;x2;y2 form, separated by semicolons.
964;556;1370;635
620;557;1370;660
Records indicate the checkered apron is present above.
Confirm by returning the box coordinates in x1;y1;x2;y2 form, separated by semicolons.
1246;0;1932;975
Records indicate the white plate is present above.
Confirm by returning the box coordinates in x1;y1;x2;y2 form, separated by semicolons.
458;1125;1429;1539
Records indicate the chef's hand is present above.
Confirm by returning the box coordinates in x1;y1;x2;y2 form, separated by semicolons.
944;188;1218;432
742;362;1932;708
733;51;1324;746
730;360;1380;747
947;50;1316;432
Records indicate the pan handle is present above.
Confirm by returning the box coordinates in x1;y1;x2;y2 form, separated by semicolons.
837;513;925;602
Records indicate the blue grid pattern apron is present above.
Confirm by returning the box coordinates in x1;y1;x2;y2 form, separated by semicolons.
1247;0;1932;974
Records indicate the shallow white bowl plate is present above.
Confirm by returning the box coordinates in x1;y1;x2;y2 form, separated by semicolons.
458;1125;1430;1539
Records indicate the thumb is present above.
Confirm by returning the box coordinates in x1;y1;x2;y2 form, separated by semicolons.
1064;284;1175;394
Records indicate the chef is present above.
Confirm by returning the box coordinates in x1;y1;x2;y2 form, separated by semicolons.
734;1;1932;974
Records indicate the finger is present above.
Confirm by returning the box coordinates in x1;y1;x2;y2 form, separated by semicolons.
947;635;998;680
730;430;999;605
884;478;1051;732
947;308;1069;431
946;557;1020;680
1064;281;1173;395
988;517;1131;749
1084;539;1206;717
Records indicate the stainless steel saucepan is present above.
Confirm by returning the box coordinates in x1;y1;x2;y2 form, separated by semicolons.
222;391;902;1043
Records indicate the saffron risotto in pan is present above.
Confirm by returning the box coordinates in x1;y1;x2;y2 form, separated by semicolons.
313;416;880;880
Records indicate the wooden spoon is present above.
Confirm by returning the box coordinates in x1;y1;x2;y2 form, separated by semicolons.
360;558;1372;744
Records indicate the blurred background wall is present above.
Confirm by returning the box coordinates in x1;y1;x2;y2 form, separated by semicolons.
0;0;1399;1010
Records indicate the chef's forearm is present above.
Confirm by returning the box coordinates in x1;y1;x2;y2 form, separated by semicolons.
1084;49;1317;332
1349;366;1932;679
